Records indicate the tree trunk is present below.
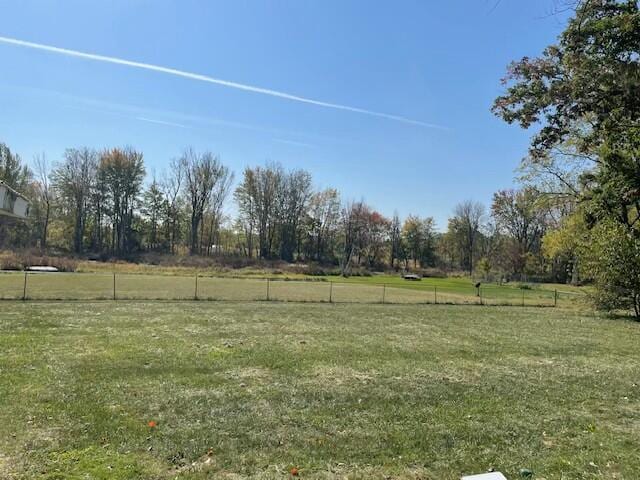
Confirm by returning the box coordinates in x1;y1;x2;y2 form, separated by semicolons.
190;214;199;255
41;203;50;252
571;256;579;286
74;204;83;253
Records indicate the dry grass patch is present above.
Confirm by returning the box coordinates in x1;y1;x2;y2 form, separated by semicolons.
1;302;638;479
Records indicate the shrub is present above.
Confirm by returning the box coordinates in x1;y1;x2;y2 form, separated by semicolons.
418;267;447;278
582;220;640;318
0;251;22;270
0;251;78;272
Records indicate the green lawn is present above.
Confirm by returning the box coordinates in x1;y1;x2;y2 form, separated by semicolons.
1;301;638;479
0;271;584;307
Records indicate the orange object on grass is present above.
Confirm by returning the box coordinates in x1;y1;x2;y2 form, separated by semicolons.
148;420;157;428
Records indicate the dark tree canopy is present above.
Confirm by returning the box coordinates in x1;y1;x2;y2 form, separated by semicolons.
494;0;640;315
493;0;640;159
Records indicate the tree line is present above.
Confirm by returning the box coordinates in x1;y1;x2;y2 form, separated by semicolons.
1;140;570;283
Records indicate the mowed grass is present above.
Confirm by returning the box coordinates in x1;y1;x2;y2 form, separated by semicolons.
1;302;639;479
0;272;582;307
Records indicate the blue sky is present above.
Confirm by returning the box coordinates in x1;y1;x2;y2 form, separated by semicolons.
0;1;570;228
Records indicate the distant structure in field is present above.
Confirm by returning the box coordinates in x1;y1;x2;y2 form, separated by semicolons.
0;181;30;219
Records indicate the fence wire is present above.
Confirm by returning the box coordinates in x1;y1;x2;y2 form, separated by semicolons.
0;272;586;307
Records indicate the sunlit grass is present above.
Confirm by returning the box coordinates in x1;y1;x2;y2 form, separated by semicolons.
0;271;585;308
1;302;638;479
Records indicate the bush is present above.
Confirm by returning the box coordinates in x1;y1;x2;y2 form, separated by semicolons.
0;251;22;270
0;251;78;272
418;267;447;278
582;221;640;318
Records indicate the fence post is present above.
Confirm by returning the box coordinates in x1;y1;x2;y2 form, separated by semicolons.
554;289;558;307
113;273;116;301
434;286;437;304
266;278;270;301
329;281;333;303
194;273;198;300
22;272;27;301
479;287;483;306
382;284;386;304
522;289;525;307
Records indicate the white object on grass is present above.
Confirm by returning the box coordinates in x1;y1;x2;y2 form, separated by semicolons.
461;473;508;480
26;266;59;272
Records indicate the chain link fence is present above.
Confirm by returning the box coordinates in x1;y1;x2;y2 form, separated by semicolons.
0;271;586;307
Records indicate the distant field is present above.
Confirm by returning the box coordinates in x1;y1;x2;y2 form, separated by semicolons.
1;302;639;479
0;271;585;307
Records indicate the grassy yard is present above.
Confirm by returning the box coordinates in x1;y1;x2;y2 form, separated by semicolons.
1;302;639;479
0;271;584;307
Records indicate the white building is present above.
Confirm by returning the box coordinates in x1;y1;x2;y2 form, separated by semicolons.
0;181;30;219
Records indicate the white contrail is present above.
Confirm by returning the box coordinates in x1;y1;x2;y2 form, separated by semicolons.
0;35;445;130
136;117;189;129
273;138;316;148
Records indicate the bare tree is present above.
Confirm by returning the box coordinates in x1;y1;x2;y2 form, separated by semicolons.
451;200;485;274
161;158;184;254
99;148;145;255
141;173;164;250
234;168;257;258
491;188;548;275
306;188;341;262
182;148;232;255
33;153;52;251
52;148;98;253
278;169;312;262
202;170;233;256
235;163;283;259
402;215;436;269
340;200;369;276
389;212;403;270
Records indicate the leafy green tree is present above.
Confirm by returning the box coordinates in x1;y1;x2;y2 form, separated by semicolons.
493;0;640;231
493;0;639;162
494;0;640;310
542;212;588;285
583;220;640;318
476;257;492;281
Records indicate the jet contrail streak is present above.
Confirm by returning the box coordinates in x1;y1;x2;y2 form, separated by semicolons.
0;35;445;129
136;117;189;129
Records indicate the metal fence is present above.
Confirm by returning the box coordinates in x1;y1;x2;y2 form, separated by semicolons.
0;271;585;307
